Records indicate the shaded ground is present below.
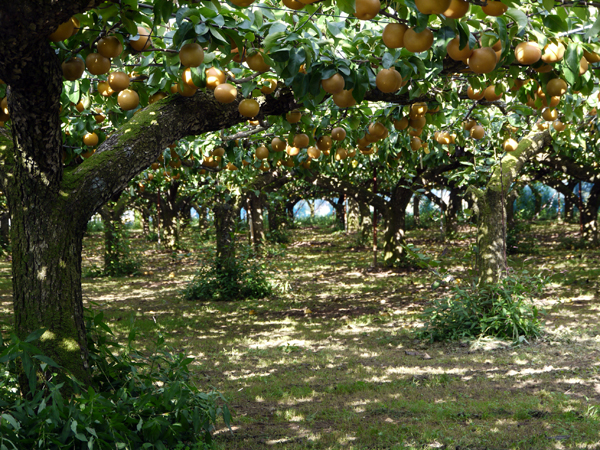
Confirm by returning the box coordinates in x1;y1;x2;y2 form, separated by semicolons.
0;220;599;449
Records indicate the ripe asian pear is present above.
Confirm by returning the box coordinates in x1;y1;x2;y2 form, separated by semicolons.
514;42;541;65
321;73;345;94
214;84;238;103
443;0;469;18
404;27;434;53
130;27;153;52
97;36;123;59
117;89;140;111
179;43;204;67
382;23;407;49
467;47;497;74
415;0;451;15
353;0;381;20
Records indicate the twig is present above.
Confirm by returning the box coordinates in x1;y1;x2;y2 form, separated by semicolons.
227;72;265;84
223;124;271;141
295;5;323;32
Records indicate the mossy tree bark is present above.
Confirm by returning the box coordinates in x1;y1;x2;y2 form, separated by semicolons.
471;130;552;285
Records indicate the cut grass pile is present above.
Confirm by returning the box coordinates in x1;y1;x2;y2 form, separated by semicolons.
0;220;599;449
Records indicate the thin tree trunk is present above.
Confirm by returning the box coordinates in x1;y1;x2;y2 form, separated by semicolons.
309;200;315;218
347;198;360;233
358;201;372;246
248;192;266;251
445;187;461;237
581;183;600;245
214;201;236;265
506;189;519;230
530;184;542;219
413;195;421;227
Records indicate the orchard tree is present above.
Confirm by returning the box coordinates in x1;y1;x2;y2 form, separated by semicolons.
1;0;599;383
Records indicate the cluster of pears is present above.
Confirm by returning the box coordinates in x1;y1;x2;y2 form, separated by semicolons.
393;103;439;151
58;21;155;112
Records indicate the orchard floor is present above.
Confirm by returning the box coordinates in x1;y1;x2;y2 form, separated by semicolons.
1;220;600;449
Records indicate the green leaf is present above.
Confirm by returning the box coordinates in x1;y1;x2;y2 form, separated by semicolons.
1;414;20;431
24;328;45;343
505;8;528;35
584;15;600;40
33;354;61;368
542;0;554;11
337;0;356;15
327;21;345;37
263;31;285;51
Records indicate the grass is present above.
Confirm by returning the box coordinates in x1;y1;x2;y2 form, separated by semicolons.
1;220;600;449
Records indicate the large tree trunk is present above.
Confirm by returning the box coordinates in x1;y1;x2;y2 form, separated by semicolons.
10;200;91;386
475;189;507;284
382;187;413;267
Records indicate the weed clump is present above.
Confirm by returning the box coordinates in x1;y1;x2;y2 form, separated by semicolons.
419;273;544;342
183;251;272;302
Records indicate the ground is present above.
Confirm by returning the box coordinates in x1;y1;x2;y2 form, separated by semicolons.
0;219;599;449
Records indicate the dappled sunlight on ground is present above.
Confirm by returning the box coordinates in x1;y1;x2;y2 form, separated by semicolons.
1;222;600;448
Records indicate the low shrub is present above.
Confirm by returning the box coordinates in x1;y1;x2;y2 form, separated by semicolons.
267;229;291;244
507;220;538;254
183;250;272;302
419;273;544;343
0;309;230;450
103;229;141;277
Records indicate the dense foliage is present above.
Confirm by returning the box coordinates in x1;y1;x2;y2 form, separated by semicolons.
0;309;230;449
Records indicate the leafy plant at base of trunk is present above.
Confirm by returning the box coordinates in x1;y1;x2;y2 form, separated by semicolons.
183;249;272;302
419;273;545;343
0;308;230;449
